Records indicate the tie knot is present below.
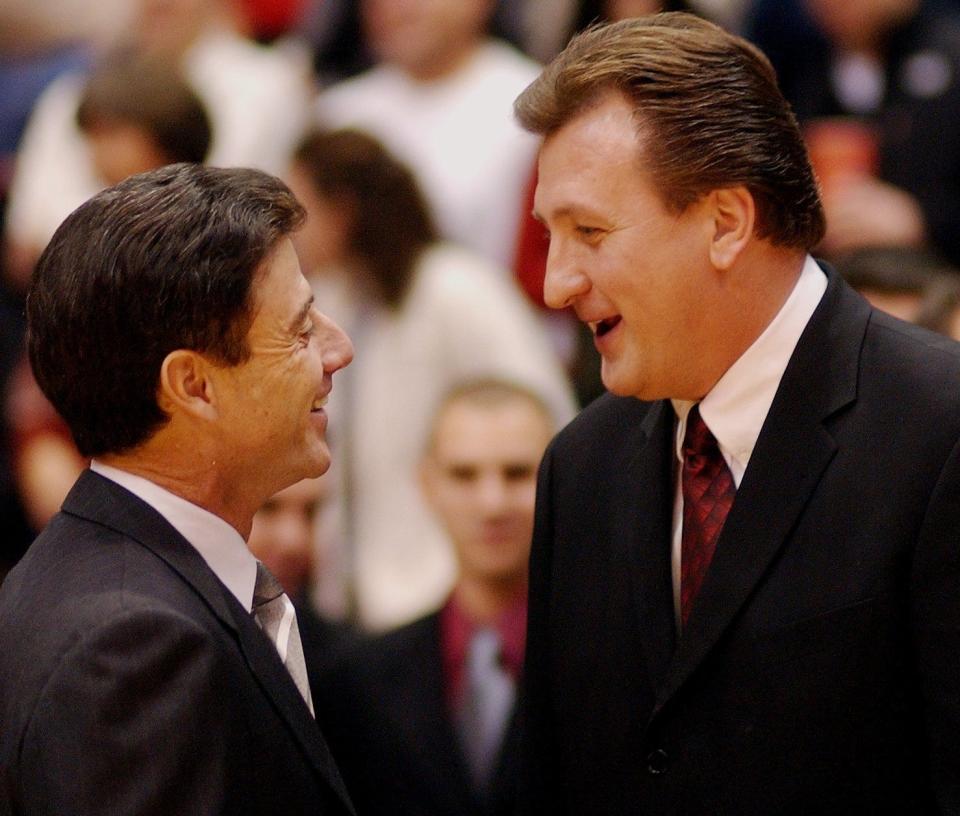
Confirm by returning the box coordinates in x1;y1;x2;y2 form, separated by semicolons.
252;561;285;610
682;405;720;460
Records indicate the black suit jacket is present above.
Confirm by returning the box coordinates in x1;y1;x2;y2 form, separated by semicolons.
0;471;355;816
518;271;960;814
316;612;520;816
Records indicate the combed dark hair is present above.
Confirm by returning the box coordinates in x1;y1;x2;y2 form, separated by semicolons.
293;129;436;308
27;163;305;458
76;49;211;165
514;12;825;250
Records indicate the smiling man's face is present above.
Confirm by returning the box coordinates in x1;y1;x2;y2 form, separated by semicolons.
534;90;718;401
208;238;353;501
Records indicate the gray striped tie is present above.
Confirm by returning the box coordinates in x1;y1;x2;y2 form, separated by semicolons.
457;628;516;790
252;561;315;716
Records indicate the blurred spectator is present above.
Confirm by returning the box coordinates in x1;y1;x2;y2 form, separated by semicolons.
317;378;554;816
300;0;376;84
76;51;211;185
314;0;540;271
915;274;960;337
0;0;131;54
4;0;311;290
4;357;84;537
572;0;695;31
4;54;213;539
748;0;960;265
493;0;749;64
837;244;960;335
286;129;576;630
0;47;90;206
248;476;359;688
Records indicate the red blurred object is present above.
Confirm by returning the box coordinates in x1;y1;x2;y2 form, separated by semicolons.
804;117;879;195
513;164;548;308
236;0;307;40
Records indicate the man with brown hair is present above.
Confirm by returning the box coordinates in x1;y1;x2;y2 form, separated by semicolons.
515;12;960;814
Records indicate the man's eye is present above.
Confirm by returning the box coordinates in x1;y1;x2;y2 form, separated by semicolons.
447;466;477;482
504;464;534;481
576;225;602;239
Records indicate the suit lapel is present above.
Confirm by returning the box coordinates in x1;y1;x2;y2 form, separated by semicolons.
223;593;356;812
62;471;239;632
62;471;356;814
654;271;870;712
623;401;678;692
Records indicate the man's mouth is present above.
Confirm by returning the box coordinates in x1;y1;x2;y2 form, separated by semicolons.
593;316;622;337
310;395;328;412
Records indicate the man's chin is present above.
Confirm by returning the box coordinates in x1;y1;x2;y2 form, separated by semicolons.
288;449;332;484
600;365;646;400
602;364;682;402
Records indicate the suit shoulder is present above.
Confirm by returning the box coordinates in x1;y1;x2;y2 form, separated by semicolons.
316;614;441;727
352;613;438;670
864;311;960;403
552;392;655;452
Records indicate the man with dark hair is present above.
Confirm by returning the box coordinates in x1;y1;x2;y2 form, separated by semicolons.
0;163;356;814
516;12;960;814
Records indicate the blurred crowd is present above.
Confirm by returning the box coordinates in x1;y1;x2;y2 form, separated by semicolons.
7;0;960;606
4;0;960;710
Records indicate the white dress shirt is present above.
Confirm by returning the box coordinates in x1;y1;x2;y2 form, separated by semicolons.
89;460;257;611
669;255;827;624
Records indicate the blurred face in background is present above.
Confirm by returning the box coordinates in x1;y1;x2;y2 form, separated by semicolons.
248;476;330;597
604;0;670;19
133;0;216;55
420;395;553;590
803;0;918;50
361;0;495;79
285;162;353;277
84;122;173;186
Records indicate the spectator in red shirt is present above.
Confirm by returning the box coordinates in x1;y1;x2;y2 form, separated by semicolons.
314;378;555;816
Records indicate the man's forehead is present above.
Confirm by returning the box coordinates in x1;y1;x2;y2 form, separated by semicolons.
433;402;551;453
535;98;648;205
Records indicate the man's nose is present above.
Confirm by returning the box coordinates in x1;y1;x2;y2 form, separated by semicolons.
476;474;510;513
318;311;354;372
543;246;590;310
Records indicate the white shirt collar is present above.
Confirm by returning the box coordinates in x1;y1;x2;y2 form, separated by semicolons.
671;255;827;485
89;460;258;611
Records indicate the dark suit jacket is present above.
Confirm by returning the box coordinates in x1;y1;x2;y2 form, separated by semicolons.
518;271;960;814
316;612;520;816
0;471;355;816
296;598;359;700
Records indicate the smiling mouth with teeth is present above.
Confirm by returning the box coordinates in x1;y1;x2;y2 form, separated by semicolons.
311;396;328;412
595;316;622;337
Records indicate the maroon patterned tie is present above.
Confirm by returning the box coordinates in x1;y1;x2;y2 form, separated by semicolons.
680;405;736;627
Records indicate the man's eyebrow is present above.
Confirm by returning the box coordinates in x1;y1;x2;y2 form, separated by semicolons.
289;295;315;333
533;206;580;223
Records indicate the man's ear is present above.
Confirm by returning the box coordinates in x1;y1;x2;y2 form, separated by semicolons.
708;186;755;271
157;349;218;421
